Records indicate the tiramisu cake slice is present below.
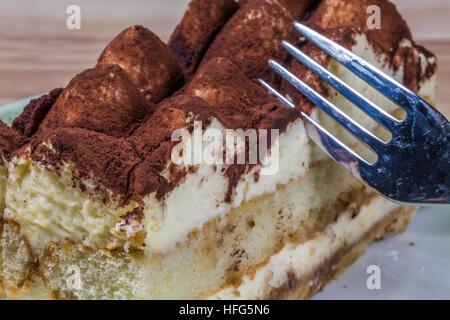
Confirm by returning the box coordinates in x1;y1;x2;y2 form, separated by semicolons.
0;0;437;299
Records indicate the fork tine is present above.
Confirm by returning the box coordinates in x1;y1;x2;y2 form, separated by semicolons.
269;59;384;152
293;22;423;112
258;79;295;108
301;111;372;179
282;41;400;131
260;73;374;173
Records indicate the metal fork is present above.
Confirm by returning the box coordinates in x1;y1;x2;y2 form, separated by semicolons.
260;23;450;206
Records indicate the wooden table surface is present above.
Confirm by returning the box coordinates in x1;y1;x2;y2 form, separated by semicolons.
1;0;449;118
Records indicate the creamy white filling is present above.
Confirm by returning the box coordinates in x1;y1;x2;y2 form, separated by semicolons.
143;118;311;253
418;74;437;104
5;157;137;255
210;196;399;299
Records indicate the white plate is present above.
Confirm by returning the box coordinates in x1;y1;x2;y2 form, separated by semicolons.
315;206;450;299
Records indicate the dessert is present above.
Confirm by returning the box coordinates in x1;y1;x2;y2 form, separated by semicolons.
0;0;437;299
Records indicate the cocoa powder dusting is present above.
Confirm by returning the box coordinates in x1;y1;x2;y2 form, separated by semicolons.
12;88;63;138
98;25;183;103
168;0;239;79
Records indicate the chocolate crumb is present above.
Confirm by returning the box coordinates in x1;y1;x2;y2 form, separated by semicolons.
12;88;63;137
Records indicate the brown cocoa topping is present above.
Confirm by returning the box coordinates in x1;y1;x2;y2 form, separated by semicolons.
0;121;22;163
168;0;239;79
29;127;141;202
39;64;153;138
200;0;297;82
98;25;183;103
12;88;63;138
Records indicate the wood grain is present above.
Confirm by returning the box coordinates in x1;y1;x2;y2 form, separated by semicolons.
0;0;449;118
